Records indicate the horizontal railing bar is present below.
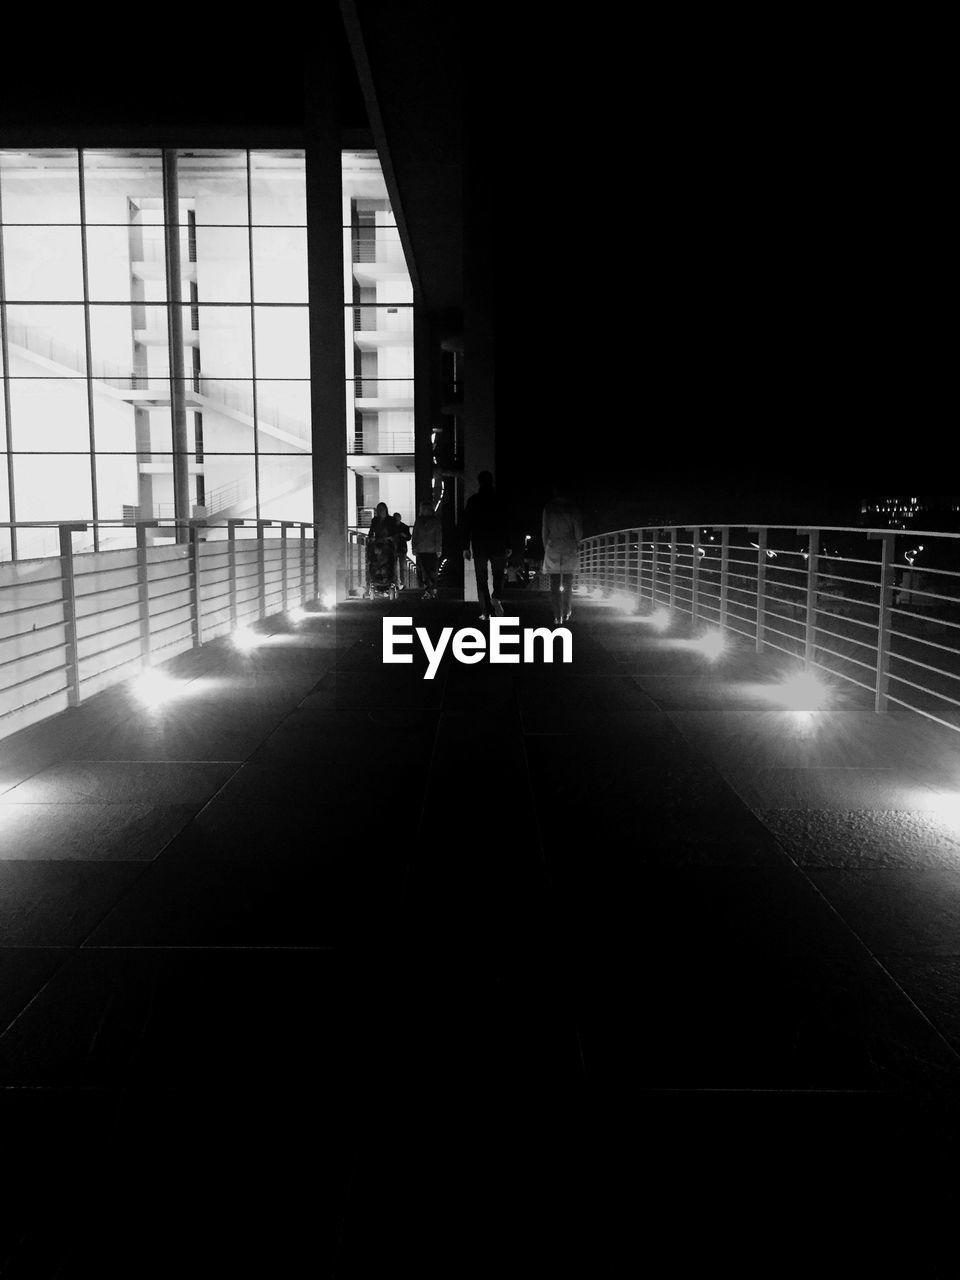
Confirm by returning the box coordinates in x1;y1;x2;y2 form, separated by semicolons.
885;695;960;734
814;590;879;610
888;628;960;657
80;632;142;662
815;570;881;589
0;616;66;642
887;672;960;708
890;607;960;631
811;623;877;651
761;608;804;628
762;622;805;644
807;658;877;695
759;635;803;660
722;619;757;644
582;524;960;540
0;657;69;692
815;608;879;633
902;563;960;581
810;642;877;672
895;584;960;606
0;638;68;672
890;651;960;682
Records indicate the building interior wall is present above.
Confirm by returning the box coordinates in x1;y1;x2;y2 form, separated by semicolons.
0;147;414;563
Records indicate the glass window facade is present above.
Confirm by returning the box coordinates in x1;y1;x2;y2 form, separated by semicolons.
0;148;312;561
342;150;414;530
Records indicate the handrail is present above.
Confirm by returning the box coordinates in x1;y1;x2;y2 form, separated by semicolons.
1;516;322;742
579;523;960;736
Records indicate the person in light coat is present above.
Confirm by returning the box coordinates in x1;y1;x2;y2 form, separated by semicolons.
541;487;583;624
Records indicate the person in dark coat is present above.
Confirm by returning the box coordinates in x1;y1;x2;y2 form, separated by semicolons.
391;511;411;588
462;471;511;620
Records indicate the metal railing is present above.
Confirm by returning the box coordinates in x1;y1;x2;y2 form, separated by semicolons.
347;433;415;455
346;529;419;597
579;524;960;734
0;517;320;744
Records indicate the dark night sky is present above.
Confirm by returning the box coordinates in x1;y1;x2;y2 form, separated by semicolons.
482;15;947;539
0;12;945;541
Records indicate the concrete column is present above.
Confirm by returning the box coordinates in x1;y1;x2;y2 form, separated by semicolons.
414;304;436;513
461;94;495;602
305;31;348;603
162;151;191;535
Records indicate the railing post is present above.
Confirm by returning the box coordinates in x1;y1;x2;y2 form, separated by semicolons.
752;526;766;653
280;521;292;613
635;529;643;611
690;526;700;625
189;520;205;648
59;523;86;708
256;520;271;619
719;526;730;633
800;527;820;669
668;527;678;613
313;524;320;600
136;522;158;667
870;531;897;713
227;519;242;630
301;525;308;607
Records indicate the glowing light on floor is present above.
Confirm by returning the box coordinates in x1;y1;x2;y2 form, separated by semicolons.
232;625;260;652
131;669;181;709
768;670;830;713
690;629;725;660
320;592;336;610
927;795;960;839
288;606;307;623
645;608;671;632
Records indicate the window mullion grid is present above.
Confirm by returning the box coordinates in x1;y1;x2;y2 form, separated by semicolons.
0;165;18;560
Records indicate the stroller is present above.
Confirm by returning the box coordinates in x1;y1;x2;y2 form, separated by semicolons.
366;534;398;599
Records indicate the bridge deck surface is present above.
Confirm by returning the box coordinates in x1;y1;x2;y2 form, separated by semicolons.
2;589;959;1275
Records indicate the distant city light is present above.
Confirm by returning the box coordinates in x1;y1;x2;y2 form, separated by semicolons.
131;669;181;709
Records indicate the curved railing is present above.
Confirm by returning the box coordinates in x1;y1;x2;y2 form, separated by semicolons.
0;518;321;742
579;524;960;735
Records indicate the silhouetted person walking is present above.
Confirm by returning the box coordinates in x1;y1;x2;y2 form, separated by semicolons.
462;471;511;620
391;511;411;589
542;486;582;623
412;500;442;598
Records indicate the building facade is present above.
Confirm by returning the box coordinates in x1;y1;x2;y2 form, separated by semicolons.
0;146;412;565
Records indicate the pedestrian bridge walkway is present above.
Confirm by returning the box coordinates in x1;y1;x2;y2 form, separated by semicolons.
2;587;960;1275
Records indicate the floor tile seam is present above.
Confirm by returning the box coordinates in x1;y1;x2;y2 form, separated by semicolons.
59;754;260;955
513;676;590;1090
0;946;76;1046
0;649;232;795
397;663;452;910
738;815;960;1071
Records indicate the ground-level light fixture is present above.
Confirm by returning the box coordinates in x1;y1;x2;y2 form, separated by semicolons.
232;624;260;652
320;591;336;610
691;629;725;661
769;669;830;713
646;608;671;632
131;668;181;710
288;605;308;623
